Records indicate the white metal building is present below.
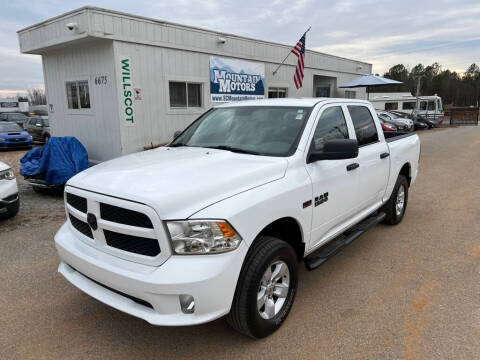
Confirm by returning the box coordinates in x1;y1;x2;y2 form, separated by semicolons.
18;6;372;163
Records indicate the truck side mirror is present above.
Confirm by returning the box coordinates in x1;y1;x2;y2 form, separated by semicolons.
173;130;182;139
307;139;359;163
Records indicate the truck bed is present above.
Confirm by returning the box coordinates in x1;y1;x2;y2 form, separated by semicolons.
384;131;416;143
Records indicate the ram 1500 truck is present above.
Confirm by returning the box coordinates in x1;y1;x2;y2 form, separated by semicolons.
55;98;420;338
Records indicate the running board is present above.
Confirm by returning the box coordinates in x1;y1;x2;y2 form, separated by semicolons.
304;212;386;271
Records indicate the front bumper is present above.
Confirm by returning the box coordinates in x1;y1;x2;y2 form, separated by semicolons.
0;139;32;149
0;179;19;213
55;222;247;326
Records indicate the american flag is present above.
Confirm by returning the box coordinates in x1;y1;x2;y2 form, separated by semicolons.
291;32;306;89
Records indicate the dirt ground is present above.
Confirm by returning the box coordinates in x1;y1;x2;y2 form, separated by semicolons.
0;126;479;360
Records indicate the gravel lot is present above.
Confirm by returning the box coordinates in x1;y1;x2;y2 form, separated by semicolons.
1;126;479;359
0;147;65;233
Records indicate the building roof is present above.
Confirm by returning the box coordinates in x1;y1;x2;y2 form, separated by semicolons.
17;6;371;69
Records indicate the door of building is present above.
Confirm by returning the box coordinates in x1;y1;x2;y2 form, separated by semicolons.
315;86;330;98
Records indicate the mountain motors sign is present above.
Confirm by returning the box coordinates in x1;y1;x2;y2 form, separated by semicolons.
210;57;265;102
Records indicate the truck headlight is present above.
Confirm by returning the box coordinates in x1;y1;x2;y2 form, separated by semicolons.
166;220;242;254
0;168;15;180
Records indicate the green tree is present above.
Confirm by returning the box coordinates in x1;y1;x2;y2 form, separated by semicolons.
384;64;409;82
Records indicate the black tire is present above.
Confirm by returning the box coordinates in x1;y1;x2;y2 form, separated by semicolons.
382;175;409;225
0;198;19;219
32;186;46;194
226;237;298;338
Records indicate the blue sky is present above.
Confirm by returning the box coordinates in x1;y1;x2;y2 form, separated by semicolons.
1;0;479;97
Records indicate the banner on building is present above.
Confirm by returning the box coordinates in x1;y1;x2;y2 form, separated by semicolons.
210;56;265;102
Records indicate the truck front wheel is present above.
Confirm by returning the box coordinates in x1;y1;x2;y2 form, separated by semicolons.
382;174;409;225
227;237;298;338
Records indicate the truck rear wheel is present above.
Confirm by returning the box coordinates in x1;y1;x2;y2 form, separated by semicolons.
382;175;409;225
226;236;298;338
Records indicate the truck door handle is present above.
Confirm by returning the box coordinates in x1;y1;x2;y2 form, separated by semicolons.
346;163;359;171
380;152;390;159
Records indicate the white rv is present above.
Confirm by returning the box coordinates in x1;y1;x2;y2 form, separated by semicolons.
0;98;29;114
370;92;444;124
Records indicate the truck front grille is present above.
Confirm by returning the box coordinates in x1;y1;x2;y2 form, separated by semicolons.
69;214;93;239
66;193;87;213
65;189;162;260
100;203;153;228
104;230;160;256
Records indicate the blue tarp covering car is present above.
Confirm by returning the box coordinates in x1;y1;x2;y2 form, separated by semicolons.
20;137;88;186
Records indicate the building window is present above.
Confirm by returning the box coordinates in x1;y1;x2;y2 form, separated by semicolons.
344;90;356;99
402;101;416;110
268;87;287;98
385;102;398;110
169;82;202;108
66;80;90;109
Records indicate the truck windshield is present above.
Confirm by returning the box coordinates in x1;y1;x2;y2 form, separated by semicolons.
171;106;312;156
436;98;443;112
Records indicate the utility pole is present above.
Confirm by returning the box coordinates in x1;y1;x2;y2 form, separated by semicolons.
415;76;422;109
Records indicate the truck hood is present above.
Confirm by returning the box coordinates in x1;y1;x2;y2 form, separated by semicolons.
68;146;288;219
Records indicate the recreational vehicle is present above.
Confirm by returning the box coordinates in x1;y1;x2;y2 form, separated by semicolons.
0;98;29;115
370;92;444;124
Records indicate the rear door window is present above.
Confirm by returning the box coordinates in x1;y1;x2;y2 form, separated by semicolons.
347;106;379;147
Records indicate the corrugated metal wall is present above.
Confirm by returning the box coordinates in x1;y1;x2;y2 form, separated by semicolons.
18;10;89;53
42;40;121;162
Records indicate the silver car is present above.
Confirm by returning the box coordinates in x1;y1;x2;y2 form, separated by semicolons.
377;111;414;131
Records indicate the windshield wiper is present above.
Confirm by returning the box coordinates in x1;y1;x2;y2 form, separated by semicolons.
169;143;188;147
206;145;260;155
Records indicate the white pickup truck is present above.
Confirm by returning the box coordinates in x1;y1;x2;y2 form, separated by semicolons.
55;98;420;338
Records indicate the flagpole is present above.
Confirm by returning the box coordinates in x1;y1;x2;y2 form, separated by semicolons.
272;26;311;76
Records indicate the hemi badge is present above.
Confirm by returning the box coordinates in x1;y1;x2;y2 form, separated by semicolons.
303;200;312;208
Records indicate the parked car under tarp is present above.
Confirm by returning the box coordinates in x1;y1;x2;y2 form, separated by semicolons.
20;137;88;192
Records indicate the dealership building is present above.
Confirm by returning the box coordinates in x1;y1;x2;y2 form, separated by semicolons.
18;7;372;162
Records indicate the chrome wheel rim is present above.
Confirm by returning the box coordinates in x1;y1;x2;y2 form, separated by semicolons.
257;260;290;320
396;185;405;216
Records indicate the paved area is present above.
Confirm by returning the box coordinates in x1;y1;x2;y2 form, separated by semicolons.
1;127;479;359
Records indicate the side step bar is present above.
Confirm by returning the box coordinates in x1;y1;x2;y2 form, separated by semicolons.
304;212;386;271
